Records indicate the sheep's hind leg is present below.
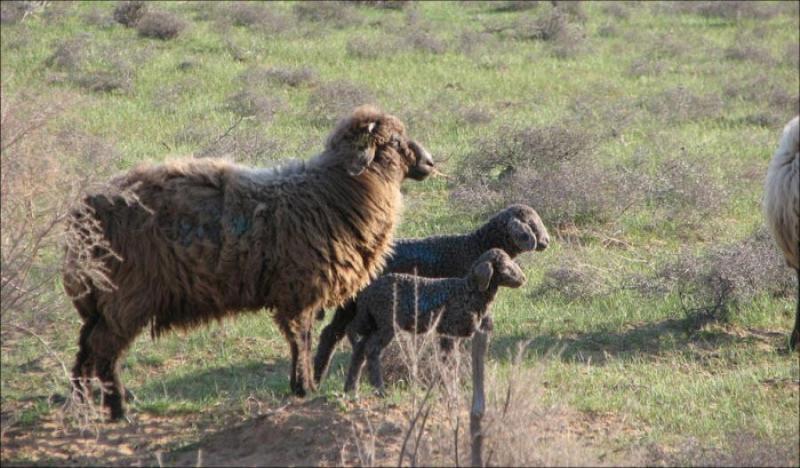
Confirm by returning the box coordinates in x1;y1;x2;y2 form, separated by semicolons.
71;316;98;403
87;318;131;421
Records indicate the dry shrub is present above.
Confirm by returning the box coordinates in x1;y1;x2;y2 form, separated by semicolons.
136;10;187;40
491;1;541;13
307;80;376;126
44;34;137;95
664;431;800;467
457;31;500;56
638;153;729;226
634;227;794;316
0;89;125;324
601;2;630;20
627;57;668;77
239;65;317;89
352;0;411;10
82;8;116;29
223;89;285;124
197;125;284;166
346;36;401;59
641;87;724;123
113;1;146;27
293;1;363;29
219;1;291;34
723;44;775;65
533;255;613;301
452;124;634;228
0;0;43;25
508;6;588;58
662;1;781;21
405;31;447;55
724;75;800;121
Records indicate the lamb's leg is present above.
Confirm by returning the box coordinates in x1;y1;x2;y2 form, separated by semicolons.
71;316;98;402
365;330;394;397
345;333;369;394
313;300;357;384
87;318;130;421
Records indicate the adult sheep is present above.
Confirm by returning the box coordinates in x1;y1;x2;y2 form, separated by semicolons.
763;115;799;350
62;105;435;420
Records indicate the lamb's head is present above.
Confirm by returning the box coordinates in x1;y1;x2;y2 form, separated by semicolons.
491;204;551;254
324;105;434;180
467;248;527;292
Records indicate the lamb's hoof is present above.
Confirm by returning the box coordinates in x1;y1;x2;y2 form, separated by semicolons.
124;388;137;403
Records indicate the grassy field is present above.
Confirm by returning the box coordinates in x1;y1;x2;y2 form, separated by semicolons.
1;1;798;465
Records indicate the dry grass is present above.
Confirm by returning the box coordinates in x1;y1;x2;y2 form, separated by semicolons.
44;34;138;95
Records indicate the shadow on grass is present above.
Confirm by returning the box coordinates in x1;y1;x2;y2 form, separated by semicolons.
489;311;786;366
134;359;292;405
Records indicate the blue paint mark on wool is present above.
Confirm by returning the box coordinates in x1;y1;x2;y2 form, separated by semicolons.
403;288;450;314
231;215;251;236
389;242;440;270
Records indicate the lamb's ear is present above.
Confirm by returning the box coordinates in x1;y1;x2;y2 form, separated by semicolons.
508;218;537;251
469;261;493;292
347;121;378;176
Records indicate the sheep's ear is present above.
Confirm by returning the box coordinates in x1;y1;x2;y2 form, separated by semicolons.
347;121;379;176
508;218;537;251
469;261;493;292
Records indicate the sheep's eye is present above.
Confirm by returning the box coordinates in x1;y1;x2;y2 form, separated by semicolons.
390;137;401;148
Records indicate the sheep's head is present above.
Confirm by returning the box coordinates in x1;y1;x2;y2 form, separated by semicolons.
325;105;434;180
468;248;527;292
499;204;550;253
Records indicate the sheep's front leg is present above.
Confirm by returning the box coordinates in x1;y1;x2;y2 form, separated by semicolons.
279;314;316;397
366;330;394;397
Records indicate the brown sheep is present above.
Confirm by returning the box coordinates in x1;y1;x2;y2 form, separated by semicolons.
62;105;434;420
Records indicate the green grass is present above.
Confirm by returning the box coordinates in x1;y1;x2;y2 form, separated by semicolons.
2;1;798;464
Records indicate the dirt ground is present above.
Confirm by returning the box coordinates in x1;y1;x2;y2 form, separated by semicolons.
0;395;651;467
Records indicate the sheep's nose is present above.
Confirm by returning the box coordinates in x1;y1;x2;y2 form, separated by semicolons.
536;234;550;251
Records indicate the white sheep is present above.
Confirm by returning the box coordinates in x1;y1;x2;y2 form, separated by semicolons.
763;115;799;349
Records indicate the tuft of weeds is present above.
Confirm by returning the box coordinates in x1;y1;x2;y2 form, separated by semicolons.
136;10;187;40
306;80;376;126
113;1;147;27
293;1;363;29
664;431;800;467
533;256;614;302
404;31;447;55
601;2;630;20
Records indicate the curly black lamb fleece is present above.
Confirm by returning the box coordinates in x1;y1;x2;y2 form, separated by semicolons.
314;204;549;384
344;248;526;394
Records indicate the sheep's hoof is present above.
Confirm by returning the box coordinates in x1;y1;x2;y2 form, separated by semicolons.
124;388;137;403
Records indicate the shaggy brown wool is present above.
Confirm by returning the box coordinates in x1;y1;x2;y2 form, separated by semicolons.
63;105;434;420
